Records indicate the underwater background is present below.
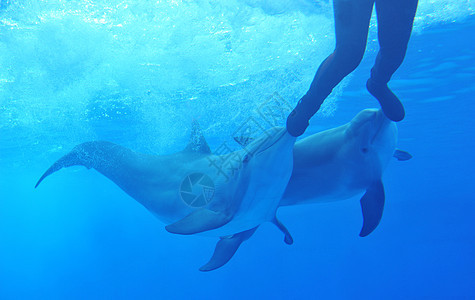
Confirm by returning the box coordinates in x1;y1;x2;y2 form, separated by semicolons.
0;0;474;299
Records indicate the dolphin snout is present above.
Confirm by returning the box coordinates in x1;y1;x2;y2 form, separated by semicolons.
375;109;392;125
370;109;397;146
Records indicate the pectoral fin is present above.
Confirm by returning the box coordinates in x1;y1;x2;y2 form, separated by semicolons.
359;180;385;237
165;209;231;235
393;149;413;161
272;217;294;245
200;227;258;272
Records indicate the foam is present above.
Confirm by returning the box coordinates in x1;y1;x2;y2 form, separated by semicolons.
0;0;472;162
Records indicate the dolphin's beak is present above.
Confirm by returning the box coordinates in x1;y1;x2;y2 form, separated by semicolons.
371;109;392;144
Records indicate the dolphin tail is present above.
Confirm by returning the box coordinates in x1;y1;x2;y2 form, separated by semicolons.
199;227;258;272
35;147;85;188
35;141;127;188
359;180;385;237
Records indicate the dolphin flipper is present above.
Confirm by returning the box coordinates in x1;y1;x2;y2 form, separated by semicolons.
359;180;385;237
199;227;258;272
393;149;412;161
165;209;231;235
272;217;293;245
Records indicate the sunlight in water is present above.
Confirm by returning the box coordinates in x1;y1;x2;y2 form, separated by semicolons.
0;0;473;159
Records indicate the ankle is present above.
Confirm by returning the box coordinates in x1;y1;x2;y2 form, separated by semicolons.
367;78;389;94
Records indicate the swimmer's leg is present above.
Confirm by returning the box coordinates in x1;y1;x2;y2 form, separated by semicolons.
287;0;375;137
367;0;418;122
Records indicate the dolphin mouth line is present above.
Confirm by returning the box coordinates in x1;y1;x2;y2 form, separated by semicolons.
370;116;389;145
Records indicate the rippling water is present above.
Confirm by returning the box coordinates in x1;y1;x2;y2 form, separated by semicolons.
1;1;474;299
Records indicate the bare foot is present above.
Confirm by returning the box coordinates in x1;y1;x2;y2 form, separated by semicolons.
366;78;405;122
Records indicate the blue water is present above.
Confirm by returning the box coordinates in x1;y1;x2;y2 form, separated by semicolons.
1;1;474;299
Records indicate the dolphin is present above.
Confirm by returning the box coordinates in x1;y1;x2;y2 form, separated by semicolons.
282;108;401;236
35;125;296;271
35;108;410;271
211;108;411;268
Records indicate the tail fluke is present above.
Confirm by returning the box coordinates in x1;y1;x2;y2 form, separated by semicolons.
35;141;121;188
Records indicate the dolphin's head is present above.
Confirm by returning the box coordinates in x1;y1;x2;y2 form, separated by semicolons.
344;108;397;175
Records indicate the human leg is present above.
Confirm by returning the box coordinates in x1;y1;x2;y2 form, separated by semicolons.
367;0;418;121
287;0;375;137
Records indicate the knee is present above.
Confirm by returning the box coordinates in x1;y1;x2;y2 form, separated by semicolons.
380;45;408;66
332;44;366;74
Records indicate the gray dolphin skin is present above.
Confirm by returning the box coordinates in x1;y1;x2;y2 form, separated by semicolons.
282;108;398;237
36;124;296;271
35;108;410;271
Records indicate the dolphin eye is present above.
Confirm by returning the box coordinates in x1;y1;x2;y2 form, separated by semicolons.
361;147;369;154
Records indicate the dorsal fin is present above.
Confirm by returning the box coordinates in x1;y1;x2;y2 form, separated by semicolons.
184;119;211;154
